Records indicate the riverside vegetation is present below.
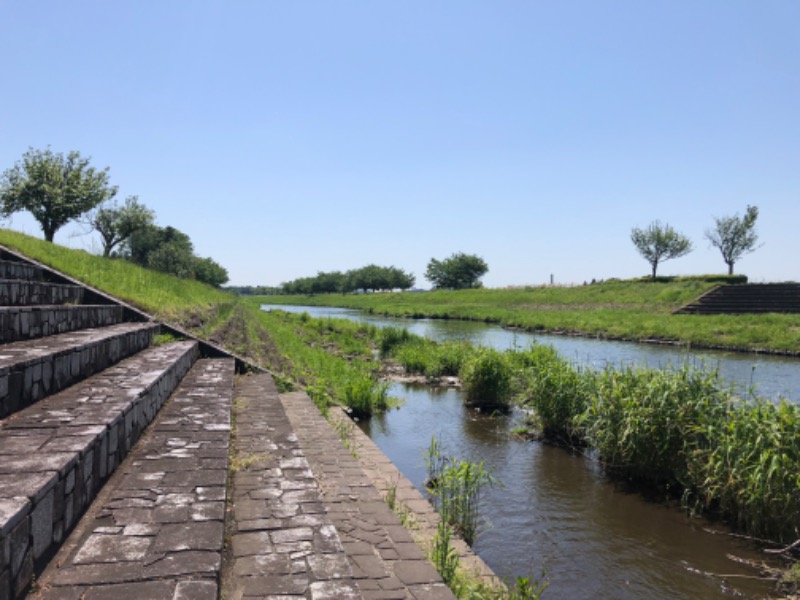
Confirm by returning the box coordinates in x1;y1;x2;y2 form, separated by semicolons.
260;276;800;354
2;229;797;595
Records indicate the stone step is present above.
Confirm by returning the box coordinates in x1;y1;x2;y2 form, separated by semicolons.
32;357;234;600
0;341;199;599
0;322;160;419
675;284;800;315
0;305;126;344
221;373;362;600
0;281;85;307
0;261;43;283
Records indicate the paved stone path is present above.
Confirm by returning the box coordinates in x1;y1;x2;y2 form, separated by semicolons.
221;373;361;600
33;358;234;600
280;392;455;600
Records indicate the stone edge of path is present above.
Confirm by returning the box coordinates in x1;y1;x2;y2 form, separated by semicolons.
326;405;503;588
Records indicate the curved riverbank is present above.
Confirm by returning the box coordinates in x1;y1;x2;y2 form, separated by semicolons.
251;283;800;356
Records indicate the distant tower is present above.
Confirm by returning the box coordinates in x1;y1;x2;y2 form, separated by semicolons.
550;274;554;285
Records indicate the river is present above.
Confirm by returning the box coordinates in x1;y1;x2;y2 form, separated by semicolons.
263;304;798;598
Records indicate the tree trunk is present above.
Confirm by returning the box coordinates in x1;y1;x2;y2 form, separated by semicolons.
728;262;734;275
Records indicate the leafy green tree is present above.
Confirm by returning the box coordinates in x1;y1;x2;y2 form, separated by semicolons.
125;224;193;267
88;195;154;257
0;147;117;242
193;256;229;287
147;241;195;278
425;252;488;289
705;205;760;275
630;221;693;279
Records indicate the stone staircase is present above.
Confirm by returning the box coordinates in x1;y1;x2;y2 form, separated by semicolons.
674;283;800;315
0;248;233;599
0;245;462;600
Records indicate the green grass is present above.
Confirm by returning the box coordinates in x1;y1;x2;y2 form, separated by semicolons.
251;282;800;354
0;229;231;317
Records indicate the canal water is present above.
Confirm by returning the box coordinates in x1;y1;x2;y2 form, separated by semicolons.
263;305;798;598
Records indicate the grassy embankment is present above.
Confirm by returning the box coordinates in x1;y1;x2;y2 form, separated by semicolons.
0;229;391;418
259;281;800;354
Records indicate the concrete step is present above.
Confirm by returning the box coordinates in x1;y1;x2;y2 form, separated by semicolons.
0;305;126;344
32;357;234;600
675;284;800;315
0;341;200;599
0;281;85;307
0;322;159;419
0;261;43;283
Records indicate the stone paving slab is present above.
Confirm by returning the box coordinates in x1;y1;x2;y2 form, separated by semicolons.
279;391;456;600
32;358;234;600
0;341;198;599
221;373;361;600
0;322;159;418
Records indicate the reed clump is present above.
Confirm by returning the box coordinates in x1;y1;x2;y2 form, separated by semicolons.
460;348;513;412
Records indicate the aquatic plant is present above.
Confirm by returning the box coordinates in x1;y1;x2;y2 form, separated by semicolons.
461;348;513;412
686;397;800;542
582;364;726;487
430;522;460;586
516;344;594;445
341;375;389;419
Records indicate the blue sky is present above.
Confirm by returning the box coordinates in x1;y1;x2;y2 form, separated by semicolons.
1;1;798;287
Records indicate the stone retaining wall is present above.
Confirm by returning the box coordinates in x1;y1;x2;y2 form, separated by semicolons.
0;306;125;344
0;261;40;282
0;323;158;419
0;342;199;599
0;282;84;307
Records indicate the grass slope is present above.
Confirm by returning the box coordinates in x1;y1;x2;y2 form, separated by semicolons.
255;283;800;354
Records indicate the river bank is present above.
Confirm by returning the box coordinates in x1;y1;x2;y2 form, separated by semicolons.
252;282;800;356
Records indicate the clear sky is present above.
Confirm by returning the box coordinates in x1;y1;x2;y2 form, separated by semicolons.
1;1;798;287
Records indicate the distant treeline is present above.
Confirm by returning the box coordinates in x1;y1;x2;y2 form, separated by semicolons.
228;264;415;296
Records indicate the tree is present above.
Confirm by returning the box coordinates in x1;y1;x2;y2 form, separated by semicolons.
630;221;693;279
193;256;229;287
0;147;117;242
705;205;760;275
88;195;154;257
125;224;193;267
425;252;488;289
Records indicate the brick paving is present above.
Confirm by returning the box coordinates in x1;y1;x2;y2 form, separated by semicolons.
32;358;234;600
